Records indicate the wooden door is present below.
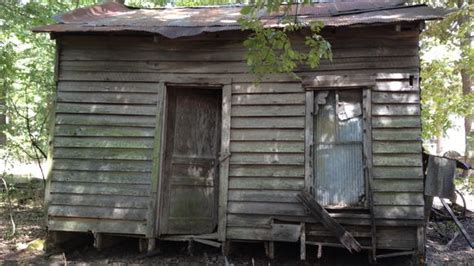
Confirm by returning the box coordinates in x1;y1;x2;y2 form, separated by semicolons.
160;87;221;235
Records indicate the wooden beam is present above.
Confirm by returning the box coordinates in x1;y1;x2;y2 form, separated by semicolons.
218;84;232;242
440;199;474;248
146;82;165;239
303;74;376;89
304;91;314;193
297;192;362;253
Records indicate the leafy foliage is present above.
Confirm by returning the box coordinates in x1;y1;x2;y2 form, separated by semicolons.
239;2;332;78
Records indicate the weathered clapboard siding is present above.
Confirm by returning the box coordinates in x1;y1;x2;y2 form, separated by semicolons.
51;24;425;250
48;80;158;235
371;74;424;226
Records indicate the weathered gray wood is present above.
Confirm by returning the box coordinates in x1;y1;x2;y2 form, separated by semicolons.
218;84;231;242
53;159;153;172
232;93;305;105
440;199;474;248
228;177;304;190
372;116;421;128
55;125;155;137
374;206;424;219
372;129;421;141
232;83;303;94
373;81;417;92
372;92;419;103
56;114;155;127
228;202;305;216
54;137;154;148
147;81;165;238
305;91;314;193
231;117;305;129
373;192;424;205
376;226;417;249
229;165;304;177
58;81;159;93
48;218;147;235
54;148;153;160
230;129;304;141
56;103;157;116
48;205;147;220
373;154;422;166
303;74;375;89
297;192;362;253
228;190;300;203
52;170;151;184
229;153;304;165
50;194;149;208
226;227;302;242
372;104;420;116
230;141;304;153
373;141;422;154
231;105;305;117
57;91;158;104
372;166;423;179
50;182;150;196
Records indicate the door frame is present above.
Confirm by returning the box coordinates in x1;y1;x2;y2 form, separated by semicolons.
147;79;231;242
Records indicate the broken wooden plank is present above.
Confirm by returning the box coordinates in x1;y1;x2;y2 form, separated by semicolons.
297;191;362;253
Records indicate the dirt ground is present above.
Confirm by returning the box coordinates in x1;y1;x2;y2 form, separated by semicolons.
1;189;473;265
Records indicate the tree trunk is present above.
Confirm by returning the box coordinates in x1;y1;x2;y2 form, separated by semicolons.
457;0;473;176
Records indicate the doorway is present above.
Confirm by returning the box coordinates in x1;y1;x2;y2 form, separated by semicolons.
159;87;222;235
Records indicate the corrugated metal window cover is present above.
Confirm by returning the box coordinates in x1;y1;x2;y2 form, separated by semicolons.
313;90;365;207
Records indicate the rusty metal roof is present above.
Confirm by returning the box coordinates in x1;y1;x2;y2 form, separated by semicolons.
33;1;449;39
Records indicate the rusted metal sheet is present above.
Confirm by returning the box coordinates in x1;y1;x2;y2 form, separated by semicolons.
33;2;449;38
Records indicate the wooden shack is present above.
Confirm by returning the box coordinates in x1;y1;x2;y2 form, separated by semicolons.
34;1;448;262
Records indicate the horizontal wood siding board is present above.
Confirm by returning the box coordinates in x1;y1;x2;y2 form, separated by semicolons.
59;70;419;83
373;192;424;206
374;206;424;220
372;92;419;103
230;142;304;153
61;46;418;62
372;117;421;128
53;159;153;172
56;103;157;116
57;91;158;105
58;81;158;93
48;205;147;221
229;165;304;177
372;179;424;192
56;114;155;127
232;94;305;105
231;129;304;141
49;218;146;235
54;148;153;161
53;137;154;149
55;125;155;137
227;202;305;216
230;153;304;165
372;167;423;179
228;177;304;190
373;154;422;167
231;105;305;117
231;117;304;129
49;194;149;208
59;56;419;74
372;129;421;141
372;104;420;116
52;170;151;184
228;190;300;203
50;181;151;196
232;83;303;94
373;141;422;154
376;226;417;249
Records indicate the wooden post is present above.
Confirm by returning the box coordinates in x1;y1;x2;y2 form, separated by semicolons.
300;222;306;261
304;91;314;193
218;84;232;242
264;241;274;260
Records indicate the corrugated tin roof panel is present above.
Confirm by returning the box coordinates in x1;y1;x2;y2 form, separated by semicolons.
33;2;450;39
